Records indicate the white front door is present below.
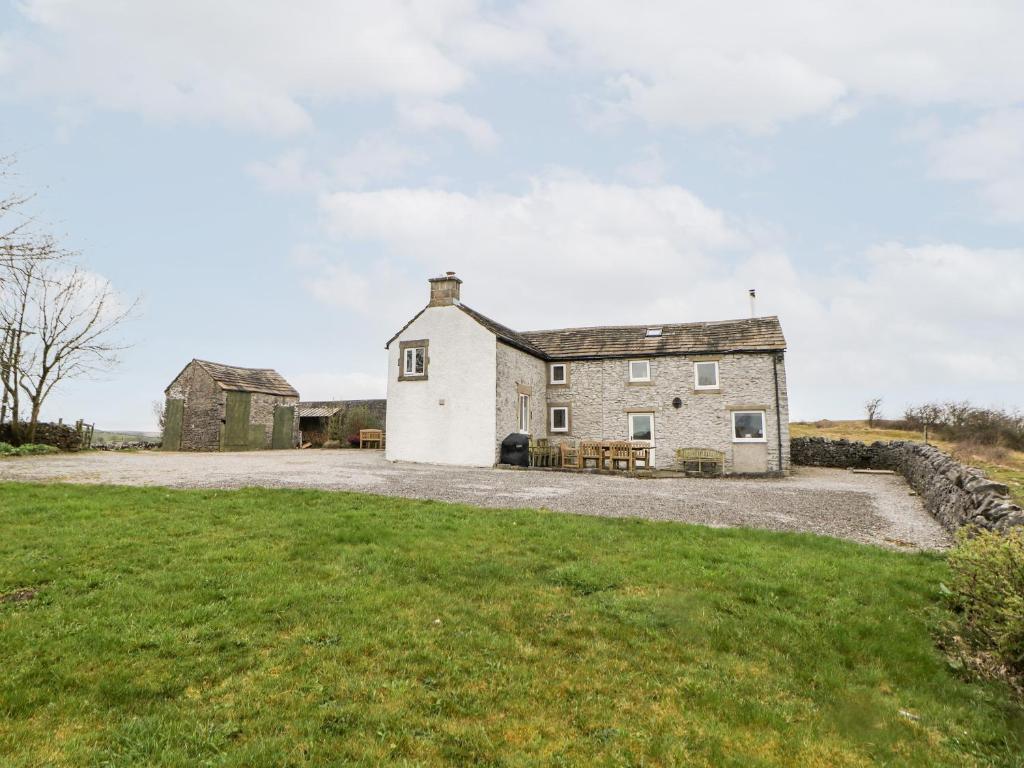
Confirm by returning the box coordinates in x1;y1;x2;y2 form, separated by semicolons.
628;412;655;466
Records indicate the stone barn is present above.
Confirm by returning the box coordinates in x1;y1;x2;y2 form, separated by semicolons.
162;359;300;451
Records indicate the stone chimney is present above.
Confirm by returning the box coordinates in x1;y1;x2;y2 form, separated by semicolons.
429;271;462;306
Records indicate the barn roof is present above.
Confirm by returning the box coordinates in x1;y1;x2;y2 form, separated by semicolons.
190;359;299;397
297;401;345;418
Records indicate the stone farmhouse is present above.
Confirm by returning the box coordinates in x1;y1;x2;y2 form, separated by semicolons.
385;273;790;472
163;359;299;451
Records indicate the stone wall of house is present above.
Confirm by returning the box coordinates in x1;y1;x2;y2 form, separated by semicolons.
792;437;1023;533
495;341;548;460
167;362;224;451
544;351;789;472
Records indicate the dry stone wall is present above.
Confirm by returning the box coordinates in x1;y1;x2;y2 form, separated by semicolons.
792;437;1023;533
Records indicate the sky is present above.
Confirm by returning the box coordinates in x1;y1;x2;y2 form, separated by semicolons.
1;0;1022;431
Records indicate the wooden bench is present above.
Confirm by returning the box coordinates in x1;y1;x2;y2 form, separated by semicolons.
676;448;725;476
359;429;384;449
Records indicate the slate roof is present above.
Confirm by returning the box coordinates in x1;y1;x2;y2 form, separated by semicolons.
192;359;299;397
386;304;786;360
520;316;787;359
456;305;549;358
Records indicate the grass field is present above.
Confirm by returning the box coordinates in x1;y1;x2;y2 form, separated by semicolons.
791;420;1024;507
1;484;1022;767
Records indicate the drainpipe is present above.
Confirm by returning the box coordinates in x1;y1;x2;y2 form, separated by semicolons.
772;353;783;473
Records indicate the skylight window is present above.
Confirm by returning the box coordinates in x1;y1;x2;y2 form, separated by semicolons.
645;328;662;337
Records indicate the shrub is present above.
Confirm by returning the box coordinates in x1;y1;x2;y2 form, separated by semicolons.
905;402;1024;450
17;443;60;455
943;529;1024;686
328;406;382;445
0;442;60;457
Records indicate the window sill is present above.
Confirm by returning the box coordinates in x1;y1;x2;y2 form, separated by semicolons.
693;388;721;394
398;374;429;382
627;380;653;386
733;439;767;444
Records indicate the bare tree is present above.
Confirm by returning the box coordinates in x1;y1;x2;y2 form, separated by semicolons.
152;399;166;432
1;156;62;434
905;403;943;445
1;156;134;443
14;265;136;442
865;397;883;427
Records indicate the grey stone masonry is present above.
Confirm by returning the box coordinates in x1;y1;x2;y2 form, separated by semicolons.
166;362;224;451
543;351;789;472
495;341;547;460
165;361;299;451
792;436;1024;533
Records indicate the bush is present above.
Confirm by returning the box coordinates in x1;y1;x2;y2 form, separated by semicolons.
943;529;1024;687
905;402;1024;450
0;442;60;457
328;406;382;446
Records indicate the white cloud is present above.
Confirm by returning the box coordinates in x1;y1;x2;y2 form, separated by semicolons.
9;1;1024;138
310;175;1024;417
525;0;1024;131
5;0;544;133
927;109;1024;220
397;100;499;149
248;139;426;193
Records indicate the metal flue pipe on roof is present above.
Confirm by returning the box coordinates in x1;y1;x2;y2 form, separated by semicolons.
749;288;757;317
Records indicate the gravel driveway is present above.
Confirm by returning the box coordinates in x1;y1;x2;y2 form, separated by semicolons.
0;450;950;550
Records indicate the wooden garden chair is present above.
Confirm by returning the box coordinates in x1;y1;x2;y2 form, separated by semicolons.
607;441;634;471
559;441;582;469
631;442;651;469
580;440;603;469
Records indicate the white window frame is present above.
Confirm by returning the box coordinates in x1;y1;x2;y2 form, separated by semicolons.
732;410;767;443
518;393;531;434
628;359;651;383
403;346;425;377
550;406;569;433
694;361;720;390
549;363;567;385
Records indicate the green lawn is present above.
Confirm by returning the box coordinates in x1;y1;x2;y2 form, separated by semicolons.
1;484;1021;767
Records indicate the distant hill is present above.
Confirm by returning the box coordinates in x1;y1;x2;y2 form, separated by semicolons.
92;430;161;445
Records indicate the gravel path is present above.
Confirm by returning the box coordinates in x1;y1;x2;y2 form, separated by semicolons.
0;450;951;551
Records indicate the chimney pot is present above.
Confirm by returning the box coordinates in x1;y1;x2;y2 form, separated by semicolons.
429;272;462;306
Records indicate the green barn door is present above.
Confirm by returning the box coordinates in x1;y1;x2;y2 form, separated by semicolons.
221;391;252;451
272;406;294;449
162;399;184;451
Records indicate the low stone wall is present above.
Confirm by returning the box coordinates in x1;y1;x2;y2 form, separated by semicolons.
0;422;84;451
792;437;1023;533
